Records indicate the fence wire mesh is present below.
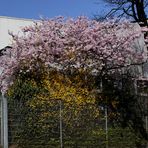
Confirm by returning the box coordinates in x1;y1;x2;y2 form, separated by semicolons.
7;97;146;148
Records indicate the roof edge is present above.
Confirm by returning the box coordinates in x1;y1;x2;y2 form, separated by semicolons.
0;15;39;22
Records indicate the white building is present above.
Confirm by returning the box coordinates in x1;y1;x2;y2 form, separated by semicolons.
0;16;34;50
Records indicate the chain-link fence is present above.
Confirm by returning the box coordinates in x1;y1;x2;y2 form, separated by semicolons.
7;97;147;148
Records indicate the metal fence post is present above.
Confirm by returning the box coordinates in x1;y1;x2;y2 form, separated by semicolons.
2;94;8;148
0;95;4;147
105;106;108;148
59;100;63;148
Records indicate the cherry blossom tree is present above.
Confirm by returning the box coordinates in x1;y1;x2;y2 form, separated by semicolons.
0;17;146;93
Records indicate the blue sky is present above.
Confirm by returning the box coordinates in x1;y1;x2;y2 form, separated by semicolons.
0;0;107;19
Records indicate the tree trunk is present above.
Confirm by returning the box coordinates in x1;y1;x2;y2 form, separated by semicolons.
135;0;148;26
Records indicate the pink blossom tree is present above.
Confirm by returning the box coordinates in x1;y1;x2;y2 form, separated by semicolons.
0;17;146;93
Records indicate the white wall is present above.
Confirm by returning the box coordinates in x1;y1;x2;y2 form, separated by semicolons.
0;16;35;49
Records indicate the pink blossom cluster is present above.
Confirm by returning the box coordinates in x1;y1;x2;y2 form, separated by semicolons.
0;17;146;93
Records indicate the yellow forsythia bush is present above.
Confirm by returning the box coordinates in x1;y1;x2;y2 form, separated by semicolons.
7;69;100;147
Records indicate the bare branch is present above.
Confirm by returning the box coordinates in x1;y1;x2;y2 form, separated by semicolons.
97;0;148;26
